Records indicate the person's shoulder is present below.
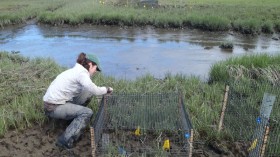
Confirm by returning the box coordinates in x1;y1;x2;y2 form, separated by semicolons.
74;65;90;77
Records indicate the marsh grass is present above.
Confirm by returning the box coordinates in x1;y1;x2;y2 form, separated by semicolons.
209;54;280;83
1;51;279;146
232;19;262;34
219;41;233;50
0;52;224;141
1;0;280;33
275;20;280;32
0;52;64;136
262;20;274;34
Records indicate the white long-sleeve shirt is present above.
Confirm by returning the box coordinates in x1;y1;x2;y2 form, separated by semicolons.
43;63;107;104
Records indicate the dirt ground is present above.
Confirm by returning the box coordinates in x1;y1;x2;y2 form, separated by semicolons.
0;121;248;157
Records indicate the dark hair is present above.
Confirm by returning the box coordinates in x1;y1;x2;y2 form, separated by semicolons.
76;52;96;71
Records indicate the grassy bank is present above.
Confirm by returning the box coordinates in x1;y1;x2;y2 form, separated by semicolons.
0;51;224;140
1;0;280;34
0;52;63;135
209;54;280;83
1;51;279;143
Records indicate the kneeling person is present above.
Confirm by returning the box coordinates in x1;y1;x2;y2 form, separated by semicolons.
43;52;113;149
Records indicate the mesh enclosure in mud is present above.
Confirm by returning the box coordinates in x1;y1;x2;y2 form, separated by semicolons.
222;81;280;157
91;93;193;157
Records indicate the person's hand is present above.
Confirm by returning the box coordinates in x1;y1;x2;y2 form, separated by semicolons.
107;87;113;94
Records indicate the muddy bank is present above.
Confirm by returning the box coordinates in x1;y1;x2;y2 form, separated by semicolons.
0;121;248;157
0;121;92;157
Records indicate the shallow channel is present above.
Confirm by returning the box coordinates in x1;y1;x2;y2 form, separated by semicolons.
0;24;279;80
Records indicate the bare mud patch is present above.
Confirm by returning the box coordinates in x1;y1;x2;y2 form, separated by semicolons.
0;121;92;157
0;121;247;157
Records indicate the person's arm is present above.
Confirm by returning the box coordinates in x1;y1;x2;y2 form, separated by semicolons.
79;73;108;96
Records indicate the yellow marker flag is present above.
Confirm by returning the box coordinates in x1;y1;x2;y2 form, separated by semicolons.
248;139;258;151
163;139;170;150
134;126;140;136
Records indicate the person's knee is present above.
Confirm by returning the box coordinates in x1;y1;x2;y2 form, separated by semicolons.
81;108;93;124
84;108;93;117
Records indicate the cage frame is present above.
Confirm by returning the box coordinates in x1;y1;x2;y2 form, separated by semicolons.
90;92;193;157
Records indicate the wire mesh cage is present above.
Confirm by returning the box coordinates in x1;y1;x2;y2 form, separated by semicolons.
222;81;280;157
91;92;193;157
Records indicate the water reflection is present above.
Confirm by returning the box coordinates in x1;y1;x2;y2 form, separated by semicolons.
0;24;279;80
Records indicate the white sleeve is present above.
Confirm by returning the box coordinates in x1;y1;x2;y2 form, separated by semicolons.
79;73;107;96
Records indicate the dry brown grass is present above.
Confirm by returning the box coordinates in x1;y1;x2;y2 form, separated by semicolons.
227;65;280;85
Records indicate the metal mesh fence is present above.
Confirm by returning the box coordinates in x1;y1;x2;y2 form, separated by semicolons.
91;92;193;157
223;81;279;157
265;116;280;157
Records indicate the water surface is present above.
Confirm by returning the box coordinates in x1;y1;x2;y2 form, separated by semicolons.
1;24;279;80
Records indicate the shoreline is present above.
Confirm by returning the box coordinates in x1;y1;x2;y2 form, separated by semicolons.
4;19;280;39
1;0;280;36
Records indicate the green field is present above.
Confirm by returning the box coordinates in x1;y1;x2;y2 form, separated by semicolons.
1;0;280;34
